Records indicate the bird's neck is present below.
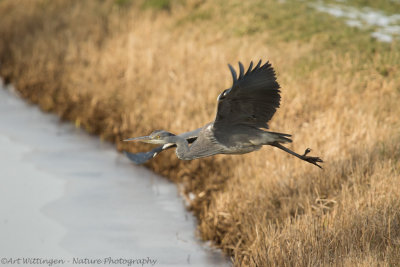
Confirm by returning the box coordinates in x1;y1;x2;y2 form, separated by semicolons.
169;136;191;160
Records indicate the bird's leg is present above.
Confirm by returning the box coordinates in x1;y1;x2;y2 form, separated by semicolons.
271;142;323;168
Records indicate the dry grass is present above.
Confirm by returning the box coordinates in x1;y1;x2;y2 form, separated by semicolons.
1;0;399;265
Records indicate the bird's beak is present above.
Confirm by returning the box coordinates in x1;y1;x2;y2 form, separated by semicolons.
123;136;154;143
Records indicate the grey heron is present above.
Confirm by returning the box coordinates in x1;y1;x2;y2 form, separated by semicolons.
124;60;323;168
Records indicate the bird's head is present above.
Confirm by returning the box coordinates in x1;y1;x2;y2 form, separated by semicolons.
124;130;176;145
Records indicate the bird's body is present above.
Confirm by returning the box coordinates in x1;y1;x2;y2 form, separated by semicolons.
180;122;292;160
124;60;322;168
172;123;260;160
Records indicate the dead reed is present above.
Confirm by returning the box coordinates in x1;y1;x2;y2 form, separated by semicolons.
1;0;399;265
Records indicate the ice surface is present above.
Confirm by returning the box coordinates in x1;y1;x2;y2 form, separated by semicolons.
0;83;231;267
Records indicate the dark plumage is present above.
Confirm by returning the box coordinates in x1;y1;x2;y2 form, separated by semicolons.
124;60;323;168
215;60;280;129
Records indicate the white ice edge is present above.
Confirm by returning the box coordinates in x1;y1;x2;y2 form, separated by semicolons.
0;81;231;267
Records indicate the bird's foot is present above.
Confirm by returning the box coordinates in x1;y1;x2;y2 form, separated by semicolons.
301;148;323;168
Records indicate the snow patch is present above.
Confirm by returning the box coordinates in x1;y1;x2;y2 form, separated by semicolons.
311;2;400;42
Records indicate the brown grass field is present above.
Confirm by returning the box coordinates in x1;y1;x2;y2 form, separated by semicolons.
1;0;399;265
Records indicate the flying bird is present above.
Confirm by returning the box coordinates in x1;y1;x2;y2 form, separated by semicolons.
124;60;323;168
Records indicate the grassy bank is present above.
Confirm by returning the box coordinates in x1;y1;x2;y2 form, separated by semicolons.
1;0;399;265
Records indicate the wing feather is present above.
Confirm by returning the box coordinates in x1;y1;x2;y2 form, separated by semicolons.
185;126;226;159
214;60;281;129
228;64;238;83
245;61;253;75
238;61;245;79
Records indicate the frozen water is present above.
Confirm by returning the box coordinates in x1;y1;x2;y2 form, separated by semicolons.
0;82;231;267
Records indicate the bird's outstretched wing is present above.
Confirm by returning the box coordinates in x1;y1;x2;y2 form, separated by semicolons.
124;128;201;164
214;60;281;129
124;147;165;165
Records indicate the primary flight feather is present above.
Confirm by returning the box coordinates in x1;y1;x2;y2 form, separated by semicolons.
124;60;322;168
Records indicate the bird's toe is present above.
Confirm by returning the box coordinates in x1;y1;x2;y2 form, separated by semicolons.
302;155;323;168
302;148;312;157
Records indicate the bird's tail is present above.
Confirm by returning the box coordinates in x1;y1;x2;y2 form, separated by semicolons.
265;131;292;144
